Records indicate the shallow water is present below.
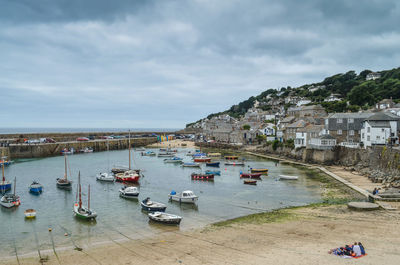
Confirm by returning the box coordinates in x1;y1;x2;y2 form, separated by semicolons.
0;148;323;257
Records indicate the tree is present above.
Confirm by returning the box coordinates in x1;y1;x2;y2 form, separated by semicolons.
242;124;251;130
348;81;377;106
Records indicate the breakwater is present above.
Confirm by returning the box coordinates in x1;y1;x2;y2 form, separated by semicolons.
6;137;157;159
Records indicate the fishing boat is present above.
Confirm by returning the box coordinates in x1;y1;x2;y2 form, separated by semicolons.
0;177;20;208
115;170;140;183
96;172;114;182
136;147;146;151
240;173;262;179
61;148;74;155
206;162;220;167
225;161;245;166
191;173;214;180
205;170;220;176
244;180;257;185
73;172;97;220
0;158;13;167
29;181;43;194
0;162;11;193
278;175;299;180
157;152;175;157
148;212;182;225
207;153;221;158
181;162;200;168
168;190;198;204
56;154;72;190
193;157;211;162
24;209;36;218
141;197;167;212
192;153;207;157
119;186;139;199
79;147;93;153
250;168;269;174
164;157;183;163
159;148;167;152
225;155;239;160
141;151;156;156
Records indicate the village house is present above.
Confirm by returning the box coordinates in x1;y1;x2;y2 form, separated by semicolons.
324;94;342;102
299;104;327;118
360;112;400;147
308;85;326;93
294;124;324;148
366;72;381;81
375;98;394;110
285;120;308;140
296;98;312;107
287;106;301;118
309;134;337;150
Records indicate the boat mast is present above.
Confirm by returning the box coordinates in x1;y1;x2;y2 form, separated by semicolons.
64;154;68;180
88;184;90;210
1;161;4;182
13;177;16;195
128;130;131;170
78;171;82;209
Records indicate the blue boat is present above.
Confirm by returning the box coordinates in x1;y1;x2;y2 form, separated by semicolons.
206;162;220;167
0;166;11;193
192;153;207;157
205;170;221;176
141;197;167;212
29;181;43;195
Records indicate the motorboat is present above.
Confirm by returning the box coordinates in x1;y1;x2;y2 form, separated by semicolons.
225;156;239;160
207;153;221;158
24;209;36;218
29;181;43;194
61;148;74;155
278;175;299;180
115;170;140;183
141;151;156;156
148;212;182;225
181;162;200;168
158;152;175;157
240;173;262;179
96;172;115;182
141;197;167;212
205;170;220;176
164;157;183;163
225;161;245;166
169;190;198;204
119;186;139;199
136;147;146;151
79;147;93;153
193;157;211;163
191;173;214;180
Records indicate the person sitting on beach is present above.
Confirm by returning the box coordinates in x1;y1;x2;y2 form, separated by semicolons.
352;242;362;257
358;242;365;255
373;188;379;195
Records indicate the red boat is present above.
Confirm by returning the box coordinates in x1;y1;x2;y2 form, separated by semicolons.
194;157;211;162
240;173;262;179
191;173;214;180
115;170;140;183
244;180;257;185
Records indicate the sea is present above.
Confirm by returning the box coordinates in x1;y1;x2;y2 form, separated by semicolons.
0;147;324;258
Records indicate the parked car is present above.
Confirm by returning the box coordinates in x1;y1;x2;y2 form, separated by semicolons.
40;138;56;143
88;135;96;140
25;139;40;144
100;136;113;139
76;137;89;141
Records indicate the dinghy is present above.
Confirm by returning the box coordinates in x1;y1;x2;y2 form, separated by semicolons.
24;209;36;219
240;173;262;179
205;170;221;176
148;212;182;225
164;157;183;163
119;186;139;199
96;172;115;182
181;162;200;168
73;172;97;220
169;190;198;204
206;162;220;167
278;175;299;180
250;168;269;173
29;181;43;194
141;197;167;212
244;180;257;185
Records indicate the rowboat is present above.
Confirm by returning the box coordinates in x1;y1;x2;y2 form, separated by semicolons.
181;162;200;168
79;147;93;153
278;175;299;180
61;148;74;155
191;173;214;180
24;209;36;218
0;177;20;208
119;186;139;199
240;173;262;179
29;181;43;194
225;161;245;166
115;170;140;183
73;172;97;220
225;156;239;160
164;157;183;163
244;180;257;185
96;172;115;182
0;162;12;193
193;157;211;162
141;197;167;212
169;190;198;204
206;162;220;167
148;212;182;225
56;154;72;190
250;168;269;173
205;170;220;176
158;153;175;157
141;151;156;156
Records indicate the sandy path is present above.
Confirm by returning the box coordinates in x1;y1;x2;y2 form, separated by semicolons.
4;204;400;265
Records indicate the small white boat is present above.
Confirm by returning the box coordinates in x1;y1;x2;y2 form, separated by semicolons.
136;147;146;151
278;175;299;180
119;186;139;199
0;177;20;208
24;209;36;218
148;212;182;225
158;152;175;157
169;190;198;204
181;162;200;168
80;147;93;153
96;172;115;182
225;161;245;166
164;157;183;163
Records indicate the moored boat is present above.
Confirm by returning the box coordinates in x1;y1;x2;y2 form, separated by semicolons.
141;197;167;212
206;162;220;167
278;175;299;180
225;155;239;160
158;152;175;157
148;212;182;225
0;163;11;193
225;161;245;166
0;158;13;167
73;172;97;220
250;168;269;174
191;173;214;180
207;152;221;158
181;162;200;168
56;154;72;190
61;148;74;155
164;157;183;163
79;147;93;153
96;172;115;182
205;170;220;175
115;170;140;183
119;186;139;199
244;180;257;185
136;147;146;151
29;181;43;194
240;173;262;179
194;157;211;162
169;190;198;204
24;209;36;218
141;151;156;156
0;177;20;208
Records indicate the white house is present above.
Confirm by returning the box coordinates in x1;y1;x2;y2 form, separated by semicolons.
296;99;312;107
259;123;275;136
309;134;337;150
375;99;393;110
294;131;306;148
324;94;341;102
366;72;381;81
360;112;400;147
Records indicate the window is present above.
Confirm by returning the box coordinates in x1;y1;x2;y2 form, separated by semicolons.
337;118;343;123
337;130;342;135
348;118;354;123
367;136;370;141
325;119;329;125
349;130;354;136
382;129;385;132
367;127;370;133
376;136;380;140
362;133;365;139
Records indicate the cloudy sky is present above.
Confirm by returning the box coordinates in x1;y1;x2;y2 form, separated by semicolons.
1;0;400;129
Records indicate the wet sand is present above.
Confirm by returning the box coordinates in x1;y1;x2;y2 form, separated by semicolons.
3;204;400;265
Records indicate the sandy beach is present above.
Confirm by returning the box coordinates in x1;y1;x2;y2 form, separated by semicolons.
147;139;196;149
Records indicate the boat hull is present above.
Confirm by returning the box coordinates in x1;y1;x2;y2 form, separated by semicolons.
148;212;182;225
141;200;167;212
206;162;220;167
0;182;12;193
56;179;72;190
225;162;245;166
244;180;257;185
191;174;214;180
279;175;299;180
73;204;97;220
169;195;198;204
250;169;269;173
205;170;220;175
240;173;262;179
29;186;43;194
194;158;211;162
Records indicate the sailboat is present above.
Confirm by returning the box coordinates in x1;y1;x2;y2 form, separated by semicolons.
0;177;20;208
56;154;72;189
96;140;115;182
73;172;97;220
114;131;141;183
0;161;12;193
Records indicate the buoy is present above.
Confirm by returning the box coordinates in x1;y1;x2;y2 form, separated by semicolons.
64;233;68;236
48;228;52;232
225;168;227;170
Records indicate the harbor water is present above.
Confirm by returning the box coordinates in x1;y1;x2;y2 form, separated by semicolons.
0;148;324;258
